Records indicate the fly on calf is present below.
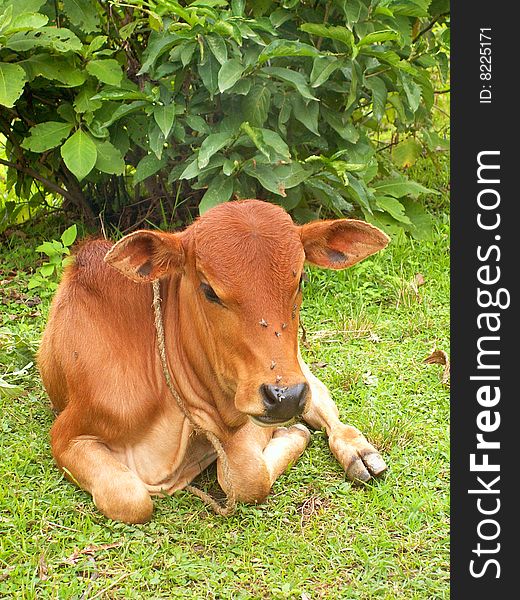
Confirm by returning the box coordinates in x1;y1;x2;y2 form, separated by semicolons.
37;199;389;523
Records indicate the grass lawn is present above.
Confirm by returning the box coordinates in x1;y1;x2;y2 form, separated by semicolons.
0;162;450;599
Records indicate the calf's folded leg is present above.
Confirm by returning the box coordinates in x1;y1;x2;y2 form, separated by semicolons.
51;411;153;524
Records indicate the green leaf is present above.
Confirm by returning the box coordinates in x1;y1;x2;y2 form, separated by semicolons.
148;10;163;31
62;0;100;33
86;35;108;56
258;40;320;63
357;30;401;46
305;178;353;216
363;210;403;239
239;123;270;160
400;197;434;240
241;85;271;127
212;19;236;39
400;72;421;113
0;63;26;107
179;42;196;67
180;154;225;180
101;101;148;128
347;175;375;214
139;32;178;74
310;57;343;88
86;59;123;86
365;76;387;122
392;0;431;17
199;173;234;214
21;121;73;152
119;21;138;40
206;34;228;65
0;4;13;33
231;0;245;16
346;59;359;110
375;196;412;224
321;107;359;143
185;115;210;134
391;138;422;168
261;67;317;101
363;48;418;76
91;88;147;101
421;130;449;152
36;240;63;256
148;122;165;159
6;27;82;53
179;158;200;180
60;224;78;247
7;12;48;32
274;162;311;189
74;86;103;114
153;104;176;138
198;132;233;169
218;59;245;92
60;129;97;181
94;140;125;175
291;95;319;135
243;162;286;196
0;377;23;399
134;154;167;184
3;0;46;18
199;52;220;95
372;177;439;198
22;54;87;87
299;23;354;48
261;128;291;160
39;263;56;277
416;71;434;111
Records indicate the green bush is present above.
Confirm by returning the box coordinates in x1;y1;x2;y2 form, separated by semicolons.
0;0;449;235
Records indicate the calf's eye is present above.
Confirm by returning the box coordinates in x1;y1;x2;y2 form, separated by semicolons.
201;282;222;305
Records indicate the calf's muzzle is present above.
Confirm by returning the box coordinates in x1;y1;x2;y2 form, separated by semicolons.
253;382;309;425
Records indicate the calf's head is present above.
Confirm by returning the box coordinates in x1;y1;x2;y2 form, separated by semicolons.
105;200;389;426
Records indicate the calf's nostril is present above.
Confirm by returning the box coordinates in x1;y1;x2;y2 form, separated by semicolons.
260;384;278;407
260;382;309;420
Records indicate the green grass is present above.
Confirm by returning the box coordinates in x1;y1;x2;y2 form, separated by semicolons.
0;168;449;599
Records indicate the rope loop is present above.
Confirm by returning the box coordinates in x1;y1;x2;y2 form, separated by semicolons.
152;279;236;516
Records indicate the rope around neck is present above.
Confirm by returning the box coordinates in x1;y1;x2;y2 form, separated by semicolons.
152;279;237;516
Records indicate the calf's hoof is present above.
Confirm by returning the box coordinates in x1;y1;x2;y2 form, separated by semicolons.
329;426;387;483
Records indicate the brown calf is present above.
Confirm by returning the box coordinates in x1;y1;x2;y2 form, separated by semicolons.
38;199;389;523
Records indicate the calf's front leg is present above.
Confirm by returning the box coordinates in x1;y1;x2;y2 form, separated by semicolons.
216;421;310;504
299;354;387;482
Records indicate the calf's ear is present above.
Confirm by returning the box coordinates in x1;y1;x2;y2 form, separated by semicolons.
104;230;185;282
300;219;389;270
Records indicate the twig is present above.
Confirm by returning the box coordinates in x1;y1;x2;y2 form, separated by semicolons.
412;12;450;43
316;2;332;51
0;157;78;203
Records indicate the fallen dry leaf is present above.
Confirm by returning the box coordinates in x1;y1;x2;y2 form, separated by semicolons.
38;553;49;581
408;273;426;300
311;361;328;369
424;349;450;385
298;496;330;529
0;566;14;582
65;542;123;565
